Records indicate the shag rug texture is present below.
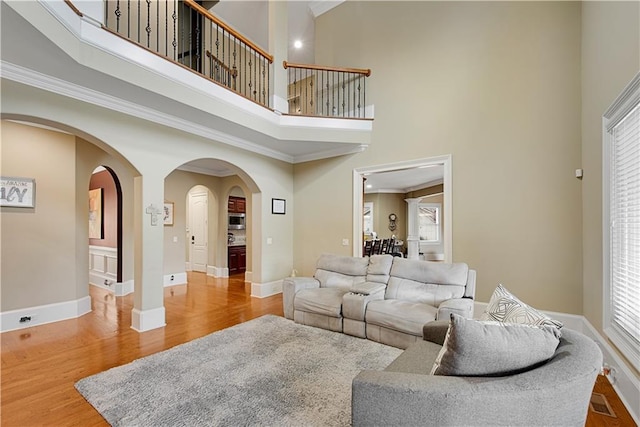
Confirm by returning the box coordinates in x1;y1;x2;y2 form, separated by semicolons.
75;315;403;426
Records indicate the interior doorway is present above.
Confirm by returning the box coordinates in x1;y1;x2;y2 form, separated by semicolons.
188;188;209;273
88;166;123;291
353;155;452;262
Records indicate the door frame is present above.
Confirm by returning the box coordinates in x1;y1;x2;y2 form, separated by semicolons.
188;188;209;272
352;155;452;262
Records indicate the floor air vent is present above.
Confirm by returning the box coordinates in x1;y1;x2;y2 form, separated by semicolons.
590;392;617;418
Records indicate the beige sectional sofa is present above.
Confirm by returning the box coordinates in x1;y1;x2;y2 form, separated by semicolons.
283;253;476;349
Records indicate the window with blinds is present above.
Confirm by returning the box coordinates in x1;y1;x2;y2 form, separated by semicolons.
604;72;640;371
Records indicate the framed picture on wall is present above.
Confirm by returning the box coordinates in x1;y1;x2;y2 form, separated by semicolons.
164;202;174;226
88;188;103;239
272;198;286;215
1;176;36;208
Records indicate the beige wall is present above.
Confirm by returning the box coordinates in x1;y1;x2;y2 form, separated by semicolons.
580;0;640;378
297;1;584;313
1;121;78;310
364;193;407;241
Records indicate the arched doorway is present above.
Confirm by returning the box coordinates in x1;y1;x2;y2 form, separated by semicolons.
88;166;124;293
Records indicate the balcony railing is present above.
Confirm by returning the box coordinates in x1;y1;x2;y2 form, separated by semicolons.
283;62;371;119
103;0;273;108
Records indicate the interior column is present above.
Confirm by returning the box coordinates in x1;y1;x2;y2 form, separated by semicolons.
131;175;166;332
404;197;422;260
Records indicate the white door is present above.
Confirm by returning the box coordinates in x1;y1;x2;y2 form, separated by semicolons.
188;191;208;272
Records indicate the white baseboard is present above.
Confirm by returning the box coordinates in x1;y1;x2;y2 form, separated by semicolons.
580;319;640;424
474;301;639;423
0;296;91;333
90;280;134;296
163;272;187;287
185;262;191;271
131;306;166;332
251;279;282;298
207;265;228;278
245;270;253;283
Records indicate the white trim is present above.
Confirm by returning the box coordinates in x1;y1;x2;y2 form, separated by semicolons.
245;270;253;283
602;71;640;373
131;307;166;332
250;280;283;298
0;296;91;333
353;155;452;262
207;266;229;278
185;261;191;272
163;272;187;287
473;301;639;423
115;280;134;296
581;320;640;425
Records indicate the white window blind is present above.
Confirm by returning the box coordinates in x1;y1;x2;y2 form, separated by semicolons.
605;77;640;371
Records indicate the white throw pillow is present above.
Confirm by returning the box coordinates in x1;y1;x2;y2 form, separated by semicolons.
479;284;563;329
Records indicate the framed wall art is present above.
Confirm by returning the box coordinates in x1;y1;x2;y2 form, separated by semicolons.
272;198;286;215
0;176;35;208
88;188;103;239
164;202;174;226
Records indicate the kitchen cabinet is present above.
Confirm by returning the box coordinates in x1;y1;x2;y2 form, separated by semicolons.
228;196;246;213
228;245;246;274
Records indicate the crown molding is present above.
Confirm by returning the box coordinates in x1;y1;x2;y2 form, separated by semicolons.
1;61;294;163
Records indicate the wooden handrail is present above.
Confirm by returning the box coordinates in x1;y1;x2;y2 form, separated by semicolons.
283;61;371;77
184;0;273;63
64;0;83;17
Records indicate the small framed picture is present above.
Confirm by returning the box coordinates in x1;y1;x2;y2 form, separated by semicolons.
163;202;174;226
1;176;36;208
272;198;286;215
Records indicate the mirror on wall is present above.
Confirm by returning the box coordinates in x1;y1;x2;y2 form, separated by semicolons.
353;156;451;262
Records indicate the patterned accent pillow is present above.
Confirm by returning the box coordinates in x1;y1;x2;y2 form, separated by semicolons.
479;284;563;328
430;313;561;376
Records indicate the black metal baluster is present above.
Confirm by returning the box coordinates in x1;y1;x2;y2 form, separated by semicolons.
342;72;346;117
309;70;314;115
156;0;160;52
357;75;362;118
172;0;177;61
363;73;366;118
114;0;120;33
325;70;330;116
146;0;151;48
137;0;140;43
232;37;237;91
195;12;201;72
165;1;168;57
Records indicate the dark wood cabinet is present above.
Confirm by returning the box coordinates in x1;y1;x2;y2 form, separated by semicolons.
228;245;246;274
228;196;246;213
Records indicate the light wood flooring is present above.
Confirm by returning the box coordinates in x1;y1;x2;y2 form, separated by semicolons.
0;272;636;426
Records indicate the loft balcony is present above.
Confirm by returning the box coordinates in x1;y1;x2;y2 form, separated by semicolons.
1;0;373;163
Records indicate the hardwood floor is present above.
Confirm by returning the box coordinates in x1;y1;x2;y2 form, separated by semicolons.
1;272;635;426
1;273;282;426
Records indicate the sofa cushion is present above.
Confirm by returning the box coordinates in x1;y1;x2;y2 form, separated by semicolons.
294;287;348;318
366;300;438;336
385;259;468;304
314;253;369;289
431;313;561;377
479;284;563;328
366;254;394;284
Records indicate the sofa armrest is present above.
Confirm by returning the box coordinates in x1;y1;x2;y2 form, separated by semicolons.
422;320;450;345
353;371;475;427
282;277;320;319
436;297;473;321
343;285;386;322
349;282;386;295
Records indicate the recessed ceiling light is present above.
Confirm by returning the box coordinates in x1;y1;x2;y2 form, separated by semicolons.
366;184;372;189
294;40;303;49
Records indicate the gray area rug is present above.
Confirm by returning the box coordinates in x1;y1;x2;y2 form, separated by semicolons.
75;315;402;426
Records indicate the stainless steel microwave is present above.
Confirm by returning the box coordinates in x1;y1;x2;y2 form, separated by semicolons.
228;213;246;230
